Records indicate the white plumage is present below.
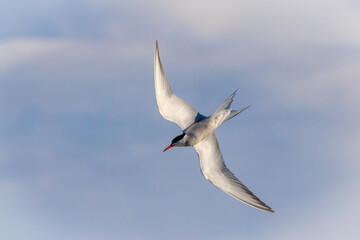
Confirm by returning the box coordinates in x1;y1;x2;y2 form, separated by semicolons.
154;41;274;213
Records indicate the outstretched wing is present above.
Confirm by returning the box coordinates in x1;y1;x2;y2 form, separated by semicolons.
154;41;205;130
194;133;274;213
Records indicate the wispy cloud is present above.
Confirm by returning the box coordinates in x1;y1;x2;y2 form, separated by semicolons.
0;0;359;239
151;0;360;45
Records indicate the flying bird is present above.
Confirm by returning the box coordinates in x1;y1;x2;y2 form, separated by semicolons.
154;41;274;213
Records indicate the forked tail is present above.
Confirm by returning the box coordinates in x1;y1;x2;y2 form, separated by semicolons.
212;89;250;125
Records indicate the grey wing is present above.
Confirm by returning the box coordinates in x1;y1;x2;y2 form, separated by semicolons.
154;41;205;130
194;133;274;213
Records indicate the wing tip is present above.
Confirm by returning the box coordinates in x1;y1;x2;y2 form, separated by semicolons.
226;191;275;213
242;199;275;213
250;203;275;213
245;198;275;213
259;205;275;213
155;40;159;56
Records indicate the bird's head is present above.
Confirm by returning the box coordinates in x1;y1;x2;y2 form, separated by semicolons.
163;132;186;152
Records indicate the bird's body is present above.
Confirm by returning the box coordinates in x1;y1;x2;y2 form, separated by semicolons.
154;41;274;213
180;119;212;146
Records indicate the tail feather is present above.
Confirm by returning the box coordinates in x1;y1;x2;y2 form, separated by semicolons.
212;89;250;125
224;106;250;122
214;88;238;114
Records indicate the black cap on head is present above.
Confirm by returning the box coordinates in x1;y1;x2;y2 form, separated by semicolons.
171;132;185;144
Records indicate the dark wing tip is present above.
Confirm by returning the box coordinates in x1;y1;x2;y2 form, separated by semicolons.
155;40;160;59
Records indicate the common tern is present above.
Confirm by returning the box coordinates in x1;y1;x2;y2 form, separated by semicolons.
154;41;274;213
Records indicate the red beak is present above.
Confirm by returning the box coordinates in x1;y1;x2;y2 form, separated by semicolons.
163;144;174;152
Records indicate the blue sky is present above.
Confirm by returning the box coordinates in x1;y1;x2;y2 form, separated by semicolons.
1;0;360;239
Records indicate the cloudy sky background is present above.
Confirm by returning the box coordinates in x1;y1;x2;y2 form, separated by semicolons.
1;0;360;239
